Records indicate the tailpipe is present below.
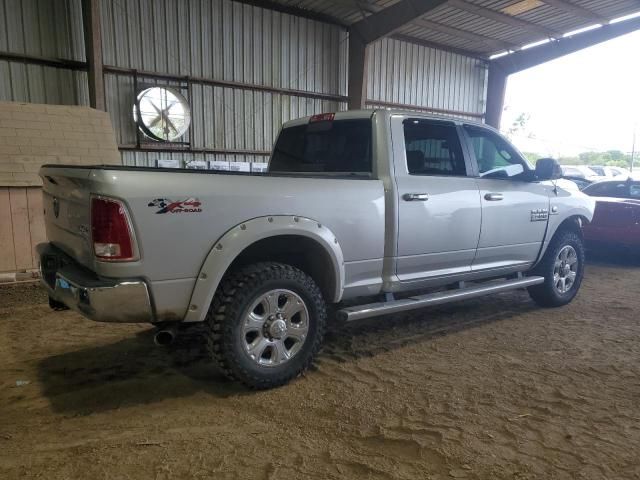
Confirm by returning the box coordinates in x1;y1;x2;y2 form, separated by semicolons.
154;328;176;346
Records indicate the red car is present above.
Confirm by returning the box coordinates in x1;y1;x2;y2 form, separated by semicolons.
582;179;640;250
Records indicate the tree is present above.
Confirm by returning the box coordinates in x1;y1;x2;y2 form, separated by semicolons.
506;113;531;141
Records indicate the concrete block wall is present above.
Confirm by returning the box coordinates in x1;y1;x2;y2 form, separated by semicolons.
0;101;121;278
0;102;121;187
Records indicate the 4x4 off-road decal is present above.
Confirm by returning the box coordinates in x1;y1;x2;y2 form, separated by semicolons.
148;198;202;214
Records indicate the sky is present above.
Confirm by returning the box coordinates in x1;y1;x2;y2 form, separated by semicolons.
500;26;640;158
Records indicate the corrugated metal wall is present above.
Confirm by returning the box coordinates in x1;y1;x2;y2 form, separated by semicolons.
101;0;349;166
0;0;89;105
0;0;488;168
367;37;487;120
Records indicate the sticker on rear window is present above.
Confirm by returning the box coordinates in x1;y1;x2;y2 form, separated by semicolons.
148;198;202;214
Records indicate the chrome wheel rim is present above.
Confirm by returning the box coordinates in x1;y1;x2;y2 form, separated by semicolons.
241;289;309;367
554;245;578;294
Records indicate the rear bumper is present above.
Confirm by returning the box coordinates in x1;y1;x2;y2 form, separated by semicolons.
37;243;154;323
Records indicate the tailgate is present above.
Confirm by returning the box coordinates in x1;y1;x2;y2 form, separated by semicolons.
40;166;95;269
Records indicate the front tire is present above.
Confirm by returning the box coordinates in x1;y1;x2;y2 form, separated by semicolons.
205;262;326;389
528;230;585;307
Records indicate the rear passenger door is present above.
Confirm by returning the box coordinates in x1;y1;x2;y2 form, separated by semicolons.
393;117;482;281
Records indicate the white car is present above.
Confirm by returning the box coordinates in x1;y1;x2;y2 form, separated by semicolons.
561;165;602;181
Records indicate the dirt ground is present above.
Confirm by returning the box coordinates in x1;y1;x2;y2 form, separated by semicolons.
1;257;640;480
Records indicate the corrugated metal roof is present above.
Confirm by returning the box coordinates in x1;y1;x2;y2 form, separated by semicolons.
260;0;640;56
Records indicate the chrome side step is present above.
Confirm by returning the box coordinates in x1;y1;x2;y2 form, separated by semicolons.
336;276;544;322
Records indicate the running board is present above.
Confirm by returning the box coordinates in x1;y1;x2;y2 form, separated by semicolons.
336;276;545;322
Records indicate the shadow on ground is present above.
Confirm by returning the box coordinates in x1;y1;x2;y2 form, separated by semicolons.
37;292;538;415
586;247;640;267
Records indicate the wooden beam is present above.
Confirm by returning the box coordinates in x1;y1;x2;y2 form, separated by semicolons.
484;63;508;128
81;0;105;110
493;16;640;74
350;0;449;43
542;0;609;25
448;0;562;38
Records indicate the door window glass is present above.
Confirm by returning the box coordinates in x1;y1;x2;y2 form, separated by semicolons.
403;120;466;176
630;184;640;198
464;125;529;179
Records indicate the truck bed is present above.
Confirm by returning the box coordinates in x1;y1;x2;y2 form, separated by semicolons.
39;164;386;321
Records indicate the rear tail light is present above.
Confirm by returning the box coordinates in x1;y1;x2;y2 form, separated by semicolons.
91;197;137;261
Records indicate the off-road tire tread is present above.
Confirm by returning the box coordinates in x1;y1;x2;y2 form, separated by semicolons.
528;230;585;307
204;262;326;389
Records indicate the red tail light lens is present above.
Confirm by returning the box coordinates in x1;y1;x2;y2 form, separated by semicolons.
310;112;335;123
91;197;136;261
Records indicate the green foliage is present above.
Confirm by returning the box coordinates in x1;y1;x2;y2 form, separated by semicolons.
522;150;635;168
506;113;531;140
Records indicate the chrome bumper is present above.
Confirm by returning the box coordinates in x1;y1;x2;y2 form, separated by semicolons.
37;243;154;323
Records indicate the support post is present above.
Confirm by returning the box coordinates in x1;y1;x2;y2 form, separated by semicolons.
345;0;448;111
485;63;507;129
348;33;368;110
82;0;105;111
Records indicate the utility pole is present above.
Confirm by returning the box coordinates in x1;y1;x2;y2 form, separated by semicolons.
631;125;636;173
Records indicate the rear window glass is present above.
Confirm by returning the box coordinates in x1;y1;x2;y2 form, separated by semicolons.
269;119;372;175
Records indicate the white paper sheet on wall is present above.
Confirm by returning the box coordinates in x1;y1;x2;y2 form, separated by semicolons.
156;159;181;168
210;161;230;171
250;162;268;173
229;161;251;172
186;160;208;170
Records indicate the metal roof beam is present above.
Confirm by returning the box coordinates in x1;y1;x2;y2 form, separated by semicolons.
231;0;348;27
413;18;519;51
391;33;490;59
350;0;449;43
542;0;609;25
493;16;640;74
448;0;562;38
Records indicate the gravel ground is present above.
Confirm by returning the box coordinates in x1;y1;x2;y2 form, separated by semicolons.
1;258;640;479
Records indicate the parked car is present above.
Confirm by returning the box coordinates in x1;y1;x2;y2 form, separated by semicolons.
561;165;601;181
582;178;640;253
561;175;593;190
583;198;640;252
590;165;630;178
582;178;640;199
37;110;595;388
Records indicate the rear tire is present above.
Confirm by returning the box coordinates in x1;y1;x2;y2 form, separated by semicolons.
528;230;585;307
204;262;326;389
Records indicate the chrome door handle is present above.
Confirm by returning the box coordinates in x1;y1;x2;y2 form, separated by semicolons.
484;193;504;201
403;193;429;202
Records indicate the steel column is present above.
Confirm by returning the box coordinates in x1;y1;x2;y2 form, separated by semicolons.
485;63;507;129
346;0;449;111
81;0;105;110
347;34;369;110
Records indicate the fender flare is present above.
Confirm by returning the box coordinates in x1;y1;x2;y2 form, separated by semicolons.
182;215;345;322
536;205;593;264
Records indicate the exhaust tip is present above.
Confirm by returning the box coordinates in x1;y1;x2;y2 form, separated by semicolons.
154;329;175;346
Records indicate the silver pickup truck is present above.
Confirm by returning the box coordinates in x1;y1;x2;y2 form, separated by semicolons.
38;109;595;388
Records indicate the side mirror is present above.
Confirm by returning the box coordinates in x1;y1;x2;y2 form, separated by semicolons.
535;158;562;181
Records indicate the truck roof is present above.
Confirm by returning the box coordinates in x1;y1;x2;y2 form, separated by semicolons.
281;109;489;130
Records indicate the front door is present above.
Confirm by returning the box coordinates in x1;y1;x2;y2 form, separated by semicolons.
394;118;482;282
462;125;550;270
